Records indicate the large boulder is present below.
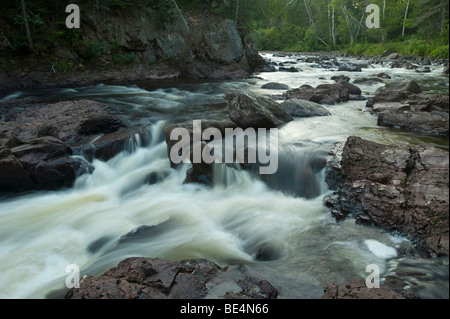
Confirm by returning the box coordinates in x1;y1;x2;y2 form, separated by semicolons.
261;82;290;90
65;257;278;299
281;99;331;117
284;83;351;105
366;80;423;107
366;81;449;136
324;136;449;257
378;110;449;136
0;99;136;194
76;125;153;162
0;100;126;144
224;90;293;128
0;136;90;193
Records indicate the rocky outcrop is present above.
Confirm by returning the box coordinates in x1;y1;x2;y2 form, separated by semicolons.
322;279;406;299
1;8;267;90
0;135;91;193
324;136;449;257
0;99;152;194
224;90;293;128
366;80;449;136
0;100;126;144
284;83;353;105
76;125;153;162
281;99;331;117
65;257;278;299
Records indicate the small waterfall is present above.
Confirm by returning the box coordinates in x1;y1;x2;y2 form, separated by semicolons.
258;144;331;199
212;163;253;189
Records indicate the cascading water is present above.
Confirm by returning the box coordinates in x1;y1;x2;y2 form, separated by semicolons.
0;53;448;299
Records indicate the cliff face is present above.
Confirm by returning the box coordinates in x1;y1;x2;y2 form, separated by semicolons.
0;8;265;92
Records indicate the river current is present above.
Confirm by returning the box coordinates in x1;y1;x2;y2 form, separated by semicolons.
0;53;448;299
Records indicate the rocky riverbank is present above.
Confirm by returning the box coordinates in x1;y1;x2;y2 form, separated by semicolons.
1;48;449;299
325;136;449;257
65;257;278;299
0;99;154;194
0;9;266;93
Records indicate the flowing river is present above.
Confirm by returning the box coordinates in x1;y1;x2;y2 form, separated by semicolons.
0;53;448;299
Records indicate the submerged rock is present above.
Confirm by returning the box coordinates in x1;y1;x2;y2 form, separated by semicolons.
65;257;278;299
281;99;331;117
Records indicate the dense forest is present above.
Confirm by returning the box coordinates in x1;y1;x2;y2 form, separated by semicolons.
0;0;448;61
245;0;449;58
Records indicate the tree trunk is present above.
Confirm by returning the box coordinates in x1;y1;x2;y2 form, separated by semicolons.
441;0;447;33
342;5;354;46
331;1;336;46
402;0;410;38
20;0;33;52
235;0;239;24
172;0;189;31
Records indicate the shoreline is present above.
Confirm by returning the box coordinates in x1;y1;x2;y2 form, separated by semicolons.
2;50;448;96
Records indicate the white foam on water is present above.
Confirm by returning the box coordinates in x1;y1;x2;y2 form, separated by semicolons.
365;239;398;259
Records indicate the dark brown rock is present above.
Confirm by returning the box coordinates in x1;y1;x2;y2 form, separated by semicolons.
0;100;126;144
284;83;350;105
281;99;331;117
76;125;153;162
322;279;406;299
0;100;131;193
337;78;362;95
224;90;293;128
377;110;449;136
325;136;449;257
366;81;449;136
164;120;239;185
65;257;278;300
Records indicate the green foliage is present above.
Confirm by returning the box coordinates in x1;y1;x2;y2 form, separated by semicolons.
112;53;137;65
77;40;103;60
108;0;133;9
247;0;449;59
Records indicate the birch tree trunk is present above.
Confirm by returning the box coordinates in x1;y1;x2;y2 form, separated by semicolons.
342;5;354;46
20;0;33;52
331;0;336;46
172;0;189;30
402;0;410;38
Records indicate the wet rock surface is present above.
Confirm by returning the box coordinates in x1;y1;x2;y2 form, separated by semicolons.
0;99;152;194
65;257;278;299
283;82;363;105
224;90;293;128
281;99;331;117
322;279;406;299
324;136;449;257
366;80;449;136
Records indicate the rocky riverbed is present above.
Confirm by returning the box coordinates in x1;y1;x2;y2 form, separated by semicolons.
0;49;448;299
